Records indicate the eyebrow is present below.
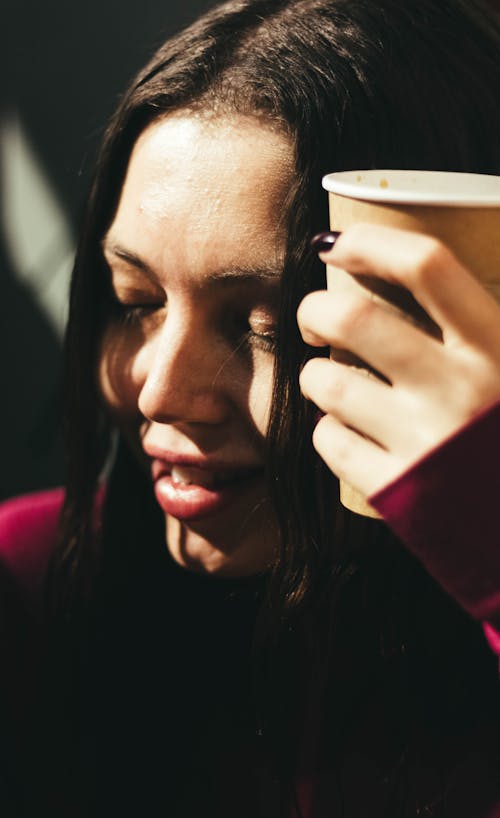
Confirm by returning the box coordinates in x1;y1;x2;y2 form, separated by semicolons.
102;240;283;284
102;241;160;287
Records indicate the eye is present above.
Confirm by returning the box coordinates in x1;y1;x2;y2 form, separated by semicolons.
110;294;166;327
238;308;277;353
246;324;276;352
105;260;166;327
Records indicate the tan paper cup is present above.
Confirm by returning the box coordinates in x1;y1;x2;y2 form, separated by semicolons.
322;169;500;517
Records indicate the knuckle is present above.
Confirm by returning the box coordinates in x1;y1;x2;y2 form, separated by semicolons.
334;294;375;339
312;415;351;469
298;291;331;344
454;375;497;420
300;357;329;397
301;359;345;405
410;237;453;287
324;367;346;404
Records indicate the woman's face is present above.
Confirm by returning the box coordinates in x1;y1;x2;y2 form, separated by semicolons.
100;112;294;577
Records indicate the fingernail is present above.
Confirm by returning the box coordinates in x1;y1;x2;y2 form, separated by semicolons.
310;231;341;253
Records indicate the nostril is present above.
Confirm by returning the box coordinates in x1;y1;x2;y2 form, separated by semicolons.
138;373;229;427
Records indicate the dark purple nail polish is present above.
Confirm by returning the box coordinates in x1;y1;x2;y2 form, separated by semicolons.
310;231;341;253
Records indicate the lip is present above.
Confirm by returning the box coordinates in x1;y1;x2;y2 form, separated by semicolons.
145;447;264;522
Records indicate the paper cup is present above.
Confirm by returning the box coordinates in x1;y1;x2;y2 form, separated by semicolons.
322;169;500;517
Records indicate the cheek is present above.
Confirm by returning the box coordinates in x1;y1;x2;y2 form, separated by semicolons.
246;355;274;436
99;323;143;418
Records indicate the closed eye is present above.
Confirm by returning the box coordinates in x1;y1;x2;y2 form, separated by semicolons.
229;310;277;353
246;326;276;352
110;296;165;326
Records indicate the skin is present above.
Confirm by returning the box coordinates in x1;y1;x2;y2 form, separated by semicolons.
98;112;500;572
99;112;294;577
298;224;500;497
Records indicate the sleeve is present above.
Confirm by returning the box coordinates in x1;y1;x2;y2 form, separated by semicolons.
368;401;500;654
0;488;64;605
0;489;64;746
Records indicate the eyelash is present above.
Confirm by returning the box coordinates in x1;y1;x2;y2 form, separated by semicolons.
244;327;276;352
111;299;161;324
110;297;276;352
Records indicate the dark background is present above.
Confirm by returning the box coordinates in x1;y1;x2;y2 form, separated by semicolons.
1;0;215;501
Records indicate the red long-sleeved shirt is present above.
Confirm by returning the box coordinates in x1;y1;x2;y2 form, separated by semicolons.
370;400;500;658
2;403;500;816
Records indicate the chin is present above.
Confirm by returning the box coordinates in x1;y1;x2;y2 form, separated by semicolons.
165;516;274;578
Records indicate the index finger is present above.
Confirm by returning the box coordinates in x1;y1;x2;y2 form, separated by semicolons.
320;224;500;347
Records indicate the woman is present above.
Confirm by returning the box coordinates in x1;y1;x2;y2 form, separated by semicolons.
2;0;500;815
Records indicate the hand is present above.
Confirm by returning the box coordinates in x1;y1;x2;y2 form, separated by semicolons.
298;224;500;496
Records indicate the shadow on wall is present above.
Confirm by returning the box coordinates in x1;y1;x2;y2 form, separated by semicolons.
1;0;213;502
0;115;70;501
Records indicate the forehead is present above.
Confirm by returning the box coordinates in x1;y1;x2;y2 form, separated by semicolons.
105;113;295;286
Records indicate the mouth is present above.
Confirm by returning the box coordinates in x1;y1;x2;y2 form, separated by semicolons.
169;463;255;490
150;458;264;522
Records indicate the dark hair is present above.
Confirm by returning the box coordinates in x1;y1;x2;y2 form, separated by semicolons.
45;0;500;813
57;0;500;609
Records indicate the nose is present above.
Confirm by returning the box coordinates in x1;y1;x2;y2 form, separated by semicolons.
136;308;231;426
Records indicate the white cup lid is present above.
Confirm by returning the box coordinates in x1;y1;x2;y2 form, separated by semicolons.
322;169;500;206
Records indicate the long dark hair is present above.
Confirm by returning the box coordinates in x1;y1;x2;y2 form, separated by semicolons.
56;0;500;611
45;0;500;813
